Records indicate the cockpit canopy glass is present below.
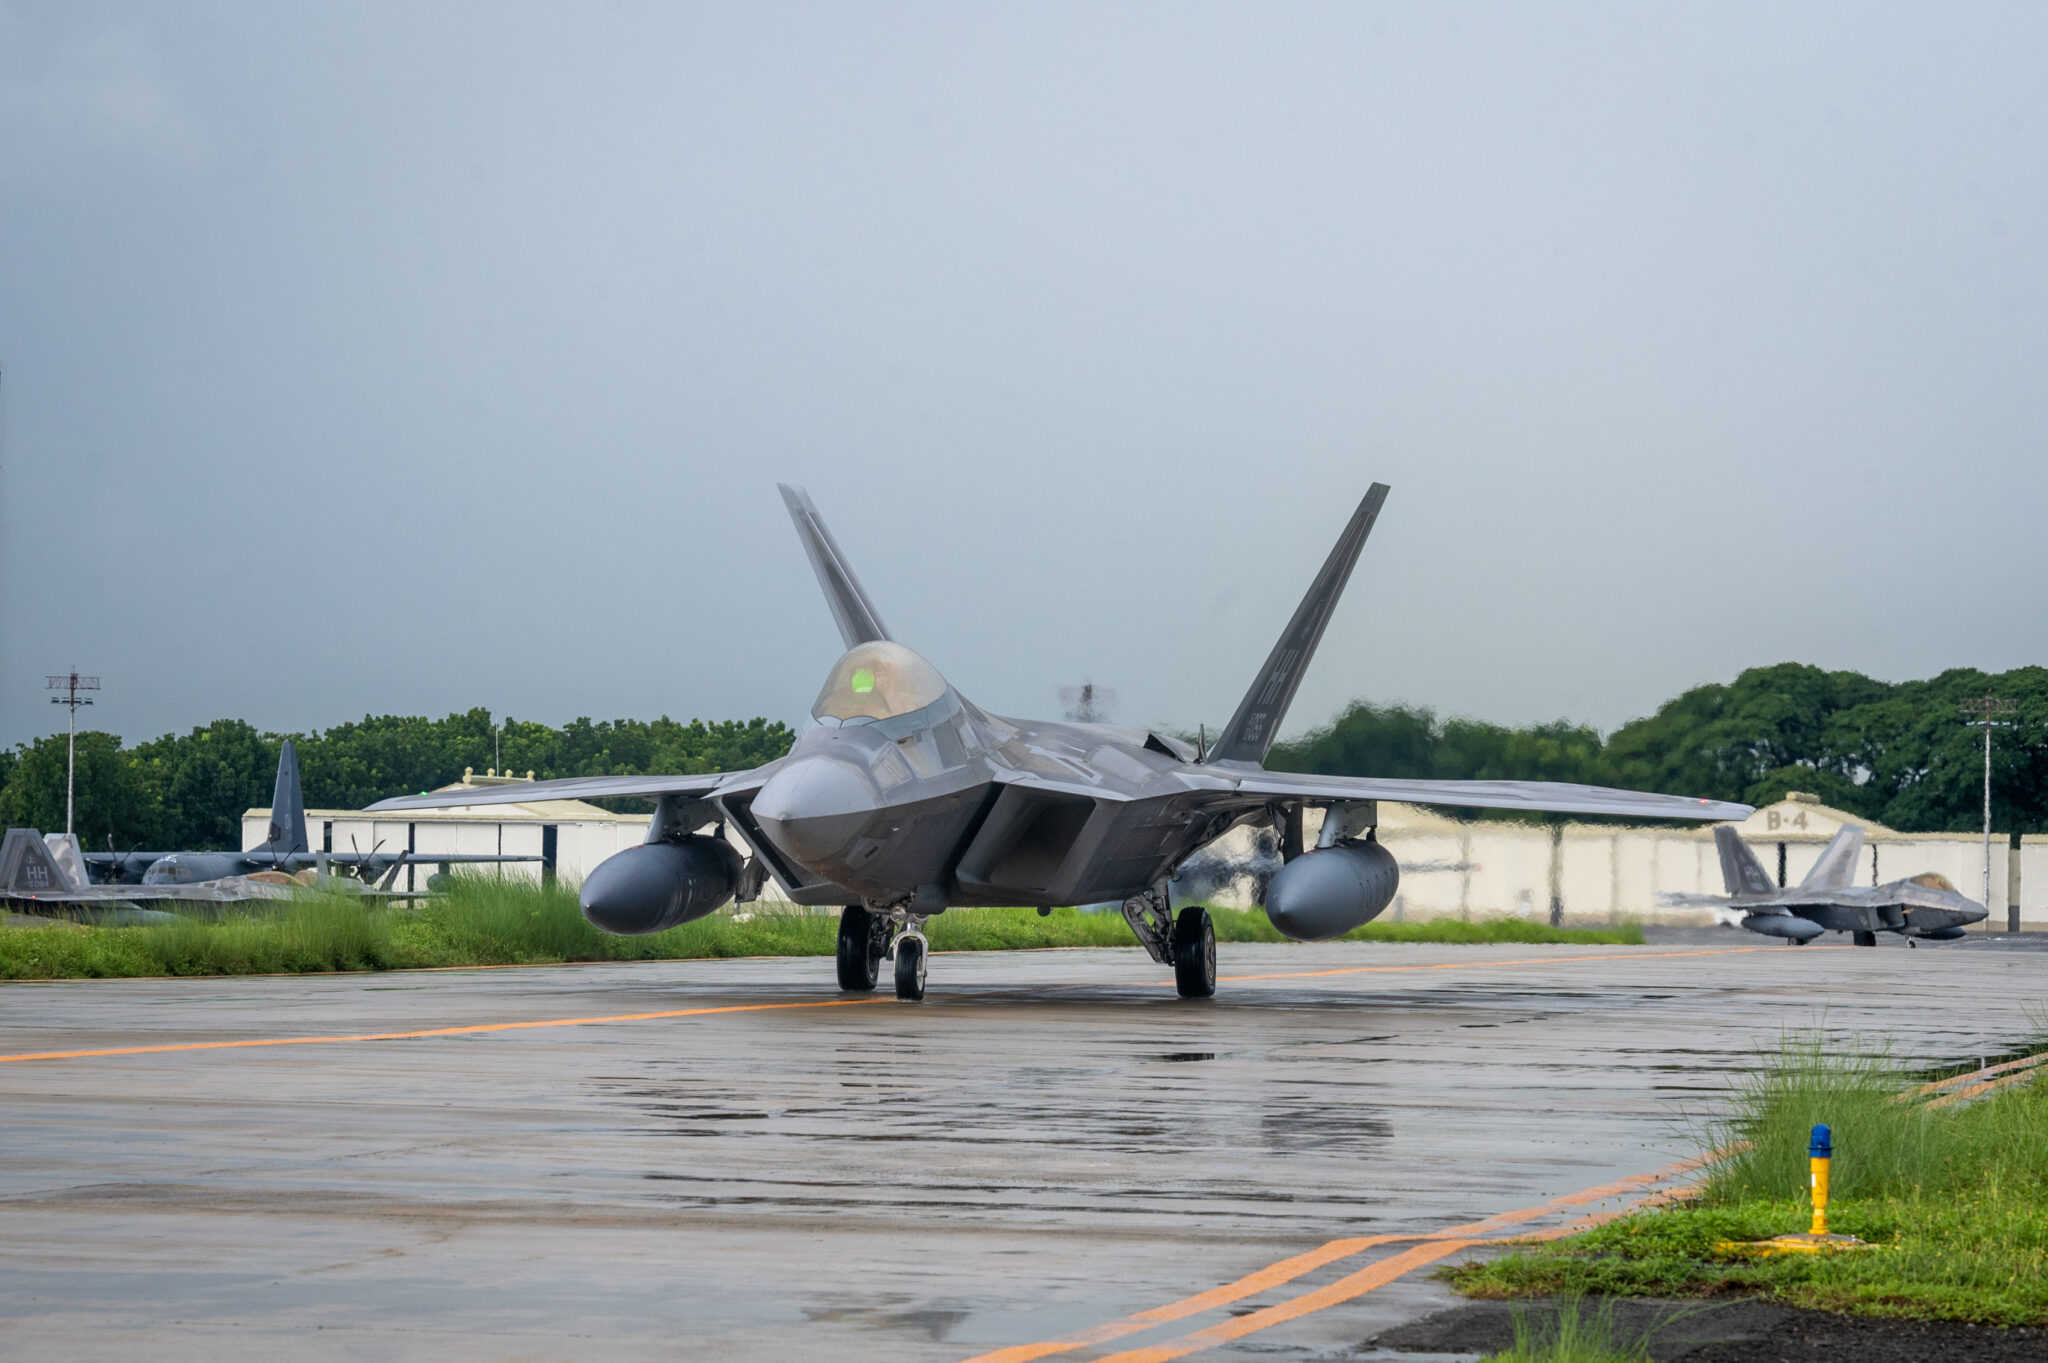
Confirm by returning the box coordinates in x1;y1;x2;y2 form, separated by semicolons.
811;641;950;723
1908;872;1957;892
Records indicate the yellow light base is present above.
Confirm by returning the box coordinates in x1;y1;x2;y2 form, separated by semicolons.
1715;1232;1873;1257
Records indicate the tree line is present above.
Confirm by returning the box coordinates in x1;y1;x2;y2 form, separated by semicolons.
3;663;2043;852
0;710;795;853
1266;663;2048;835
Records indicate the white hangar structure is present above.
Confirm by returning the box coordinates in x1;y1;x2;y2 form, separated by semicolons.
242;769;786;900
248;778;2034;930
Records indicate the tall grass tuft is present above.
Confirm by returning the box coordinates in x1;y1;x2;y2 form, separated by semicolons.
1703;1030;2048;1205
1487;1295;1653;1362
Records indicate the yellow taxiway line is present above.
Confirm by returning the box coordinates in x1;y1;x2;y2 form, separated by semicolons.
955;1152;1722;1363
0;996;894;1064
0;944;1852;1067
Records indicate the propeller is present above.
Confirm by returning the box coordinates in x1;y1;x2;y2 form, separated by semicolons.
103;836;146;884
348;834;388;885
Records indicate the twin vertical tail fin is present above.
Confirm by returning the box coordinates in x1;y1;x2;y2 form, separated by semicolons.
262;739;310;858
1714;826;1778;897
778;484;892;649
1798;824;1865;890
0;828;85;895
1205;483;1390;766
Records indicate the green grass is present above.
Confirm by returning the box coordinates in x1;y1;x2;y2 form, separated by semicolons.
1449;1032;2048;1326
0;878;1642;980
1486;1295;1655;1362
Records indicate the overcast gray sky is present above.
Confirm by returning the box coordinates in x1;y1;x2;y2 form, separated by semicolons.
3;3;2044;753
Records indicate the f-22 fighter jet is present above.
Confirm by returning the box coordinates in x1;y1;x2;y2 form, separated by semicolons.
370;483;1750;1001
1711;824;1987;947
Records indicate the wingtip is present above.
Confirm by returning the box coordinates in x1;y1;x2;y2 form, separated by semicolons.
777;483;812;512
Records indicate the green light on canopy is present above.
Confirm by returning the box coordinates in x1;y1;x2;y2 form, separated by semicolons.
850;667;876;694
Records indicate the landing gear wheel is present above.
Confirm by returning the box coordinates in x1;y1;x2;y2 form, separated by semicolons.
894;934;927;1002
1172;906;1216;999
1853;931;1878;947
837;906;879;992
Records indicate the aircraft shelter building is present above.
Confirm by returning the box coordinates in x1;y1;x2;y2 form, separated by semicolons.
242;768;784;900
246;783;2035;929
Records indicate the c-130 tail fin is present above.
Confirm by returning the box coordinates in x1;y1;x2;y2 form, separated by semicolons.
1206;483;1389;766
259;739;310;857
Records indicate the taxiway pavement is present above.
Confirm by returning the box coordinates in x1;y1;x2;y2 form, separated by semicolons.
1;933;2040;1361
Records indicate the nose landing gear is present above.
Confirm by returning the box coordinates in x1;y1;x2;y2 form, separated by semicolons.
893;933;927;1001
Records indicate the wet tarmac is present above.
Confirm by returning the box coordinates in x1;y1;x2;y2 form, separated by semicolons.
1;933;2041;1361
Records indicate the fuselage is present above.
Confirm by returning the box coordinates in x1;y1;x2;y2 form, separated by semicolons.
742;641;1235;910
140;851;274;886
1733;875;1988;940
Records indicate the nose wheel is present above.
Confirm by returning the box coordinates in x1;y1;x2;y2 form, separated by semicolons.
836;906;888;992
894;933;927;1002
1172;906;1216;999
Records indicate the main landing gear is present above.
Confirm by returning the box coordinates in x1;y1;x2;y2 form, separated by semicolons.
1122;886;1217;999
1853;931;1879;947
836;905;889;992
1172;906;1216;999
836;904;929;1002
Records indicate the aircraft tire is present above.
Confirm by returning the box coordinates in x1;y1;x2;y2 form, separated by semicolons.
1173;906;1216;999
1853;931;1878;947
837;906;878;992
894;934;927;1002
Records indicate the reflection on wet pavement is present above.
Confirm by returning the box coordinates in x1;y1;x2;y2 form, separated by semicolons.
0;938;2039;1360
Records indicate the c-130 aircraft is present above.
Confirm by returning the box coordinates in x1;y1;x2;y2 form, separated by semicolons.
371;484;1750;1001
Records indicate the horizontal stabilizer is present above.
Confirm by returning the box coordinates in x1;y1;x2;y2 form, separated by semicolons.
779;484;891;650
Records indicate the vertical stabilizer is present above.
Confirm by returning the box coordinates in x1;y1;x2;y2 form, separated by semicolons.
778;484;891;649
1206;483;1389;766
0;828;83;894
1714;826;1777;897
262;739;310;857
1798;824;1865;890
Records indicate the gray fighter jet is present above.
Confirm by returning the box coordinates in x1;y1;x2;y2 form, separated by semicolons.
1;827;298;907
82;739;534;890
369;483;1750;1001
1709;824;1987;946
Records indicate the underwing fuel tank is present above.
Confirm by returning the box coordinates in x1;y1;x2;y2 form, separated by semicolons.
1743;913;1826;942
580;836;742;935
1262;840;1400;942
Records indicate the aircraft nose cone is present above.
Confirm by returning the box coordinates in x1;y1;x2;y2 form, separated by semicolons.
752;758;877;870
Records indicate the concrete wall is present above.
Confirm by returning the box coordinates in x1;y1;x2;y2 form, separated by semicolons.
1296;805;2023;929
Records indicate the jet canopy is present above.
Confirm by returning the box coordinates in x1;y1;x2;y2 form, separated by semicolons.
811;641;949;724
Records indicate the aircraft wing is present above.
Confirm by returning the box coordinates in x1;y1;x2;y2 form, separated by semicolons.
364;770;753;813
4;878;295;905
1215;770;1751;822
293;852;542;866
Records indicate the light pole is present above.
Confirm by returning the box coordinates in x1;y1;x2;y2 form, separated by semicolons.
1959;694;2017;930
46;670;100;838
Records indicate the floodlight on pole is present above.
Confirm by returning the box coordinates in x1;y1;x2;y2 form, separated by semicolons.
47;670;100;838
1959;694;2017;929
